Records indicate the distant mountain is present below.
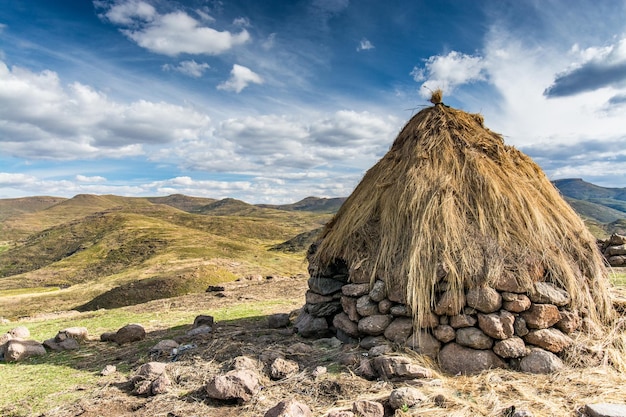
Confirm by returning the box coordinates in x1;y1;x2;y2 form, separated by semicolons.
552;178;626;236
0;196;66;221
259;196;347;213
147;194;216;212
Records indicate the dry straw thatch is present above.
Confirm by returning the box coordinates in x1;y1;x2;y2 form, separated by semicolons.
312;93;615;330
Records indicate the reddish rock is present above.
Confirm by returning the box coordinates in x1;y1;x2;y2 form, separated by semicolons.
418;311;440;329
352;400;384;417
205;369;260;402
450;314;477;328
264;399;312;417
270;358;299;380
521;304;561;329
433;325;456;343
115;324;146;345
372;355;433;379
466;287;502;313
555;310;581;334
438;343;507;375
477;310;515;339
493;274;528;293
502;293;532;313
388;387;427;409
524;328;572;353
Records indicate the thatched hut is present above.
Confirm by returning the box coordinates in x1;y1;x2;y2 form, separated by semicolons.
298;94;615;374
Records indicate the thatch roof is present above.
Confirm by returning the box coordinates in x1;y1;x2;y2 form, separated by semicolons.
312;99;614;328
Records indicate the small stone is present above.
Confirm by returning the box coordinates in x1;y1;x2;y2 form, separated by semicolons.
521;304;561;329
406;331;441;358
150;374;171;395
388;387;427;409
433;325;456;343
512;410;534;417
356;358;377;380
438;343;507;375
193;315;215;328
264;399;312;417
372;355;432;379
390;305;410;316
115;324;146;345
101;365;116;376
352;400;384;417
294;312;329;338
57;327;88;342
477;311;514;339
342;283;370;297
356;295;379;317
150;339;179;355
514;316;529;337
341;296;360;321
456;327;493;350
378;299;393;314
205;369;260;402
555;310;581;334
100;331;117;342
186;325;212;338
327;411;355;417
493;337;527;358
333;313;360;338
450;314;477;328
359;336;387;349
369;280;386;302
502;294;532;313
493;274;527;293
529;282;570;306
270;358;300;380
369;344;392;357
135;362;167;380
358;315;393;336
584;403;626;417
312;366;327;377
268;313;291;328
383;317;413;343
233;356;261;371
9;326;30;338
466;287;502;313
524;328;572;353
519;348;563;374
306;290;334;304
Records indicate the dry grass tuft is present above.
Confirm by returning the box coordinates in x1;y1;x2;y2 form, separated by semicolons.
313;103;615;331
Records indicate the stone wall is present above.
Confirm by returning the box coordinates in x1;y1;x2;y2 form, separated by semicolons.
599;233;626;267
296;244;588;374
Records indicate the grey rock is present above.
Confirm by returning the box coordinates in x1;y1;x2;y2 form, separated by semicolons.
406;331;441;358
342;283;370;297
333;312;359;338
524;328;572;353
193;314;215;328
270;358;299;380
186;325;212;338
529;282;570;306
308;277;344;295
307;301;342;317
383;317;413;343
341;296;360;321
585;403;626;417
358;315;393;336
433;325;456;343
388;387;427;409
57;327;88;342
434;290;465;316
372;355;432;380
356;295;379;317
150;339;179;355
390;305;410;316
477;310;515;339
493;337;527;358
378;299;393;314
359;336;387;349
294;312;329;338
205;369;260;402
438;343;507;375
466;287;502;313
450;314;477;328
5;339;46;362
456;327;493;349
9;326;30;338
115;324;146;345
519;348;563;374
369;280;386;302
306;290;334;304
267;313;291;328
514;316;529;337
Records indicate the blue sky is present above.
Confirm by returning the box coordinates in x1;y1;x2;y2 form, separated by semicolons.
1;0;625;203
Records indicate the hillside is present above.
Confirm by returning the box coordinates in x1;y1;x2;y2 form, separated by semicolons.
0;195;330;319
259;196;347;213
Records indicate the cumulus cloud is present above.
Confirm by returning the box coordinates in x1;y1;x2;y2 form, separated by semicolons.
544;37;626;97
76;174;107;182
97;0;250;56
411;51;487;97
0;61;211;159
357;38;374;51
162;60;210;77
217;64;263;93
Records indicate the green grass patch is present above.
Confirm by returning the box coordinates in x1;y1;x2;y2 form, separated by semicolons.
610;268;626;288
0;286;60;297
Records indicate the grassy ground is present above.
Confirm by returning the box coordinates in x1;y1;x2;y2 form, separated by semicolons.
0;271;625;417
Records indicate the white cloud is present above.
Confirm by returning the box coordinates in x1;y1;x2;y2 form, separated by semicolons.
162;60;210;77
0;61;211;159
411;51;487;97
217;64;263;93
76;174;107;183
233;17;251;27
0;172;37;187
98;1;250;56
357;38;374;51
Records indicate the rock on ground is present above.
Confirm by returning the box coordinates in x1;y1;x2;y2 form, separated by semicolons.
584;403;626;417
264;399;312;417
115;324;146;345
388;387;427;409
205;369;260;402
519;348;563;374
5;339;46;362
438;343;506;375
352;400;384;417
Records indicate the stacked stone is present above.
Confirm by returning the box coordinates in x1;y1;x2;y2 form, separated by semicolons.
300;251;586;374
599;233;626;267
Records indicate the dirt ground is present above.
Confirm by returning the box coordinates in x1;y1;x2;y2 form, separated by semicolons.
12;275;626;417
